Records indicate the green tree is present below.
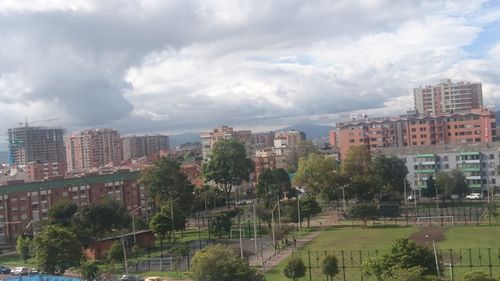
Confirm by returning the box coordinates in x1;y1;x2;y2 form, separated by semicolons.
284;256;306;281
372;155;408;198
33;225;82;275
461;271;497;281
203;139;253;208
299;196;322;228
140;156;194;213
149;207;173;257
449;169;469;198
47;200;78;227
80;260;100;281
106;241;124;263
191;244;264;281
362;239;438;280
16;235;31;263
287;140;319;173
348;204;379;227
341;146;379;201
257;168;293;206
293;153;338;197
74;198;131;238
322;255;340;281
422;175;441;198
209;211;237;238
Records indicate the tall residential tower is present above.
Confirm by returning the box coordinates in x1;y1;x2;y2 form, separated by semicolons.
8;126;66;165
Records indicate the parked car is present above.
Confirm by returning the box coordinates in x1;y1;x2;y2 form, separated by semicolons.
144;277;163;281
0;266;11;274
11;267;29;275
121;275;143;281
466;193;482;200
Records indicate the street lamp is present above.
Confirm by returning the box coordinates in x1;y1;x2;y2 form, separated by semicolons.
131;206;143;246
171;197;180;243
340;184;350;212
297;196;302;236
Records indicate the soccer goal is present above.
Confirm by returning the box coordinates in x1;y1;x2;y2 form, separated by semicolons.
417;216;455;227
230;229;245;239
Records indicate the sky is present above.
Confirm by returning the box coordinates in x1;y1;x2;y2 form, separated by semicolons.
1;0;500;149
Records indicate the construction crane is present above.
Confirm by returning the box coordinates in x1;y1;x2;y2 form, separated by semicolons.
19;118;59;127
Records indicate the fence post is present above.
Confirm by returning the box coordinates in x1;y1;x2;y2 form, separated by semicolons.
449;249;454;281
468;249;473;268
341;250;346;281
488;248;492;277
308;251;312;281
359;249;364;281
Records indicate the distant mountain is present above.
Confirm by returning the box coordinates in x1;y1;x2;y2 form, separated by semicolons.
0;151;7;164
169;132;201;148
279;123;332;139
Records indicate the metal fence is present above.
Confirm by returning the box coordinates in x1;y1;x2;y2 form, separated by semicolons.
289;248;500;281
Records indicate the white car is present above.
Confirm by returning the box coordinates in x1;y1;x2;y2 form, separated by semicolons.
466;193;482;200
11;267;29;275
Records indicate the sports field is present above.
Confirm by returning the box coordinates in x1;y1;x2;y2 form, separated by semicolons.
264;225;500;281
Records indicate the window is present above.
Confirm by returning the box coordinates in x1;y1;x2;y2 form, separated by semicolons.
443;156;448;161
490;154;495;160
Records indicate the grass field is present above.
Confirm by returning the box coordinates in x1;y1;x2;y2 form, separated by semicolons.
264;225;500;281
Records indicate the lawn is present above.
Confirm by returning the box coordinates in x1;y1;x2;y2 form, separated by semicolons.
264;225;500;281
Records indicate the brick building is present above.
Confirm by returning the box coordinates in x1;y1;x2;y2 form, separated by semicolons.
66;129;122;172
337;108;496;159
25;161;66;181
0;171;144;243
122;135;170;161
201;126;253;161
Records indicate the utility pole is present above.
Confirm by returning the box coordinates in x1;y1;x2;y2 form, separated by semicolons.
171;197;180;242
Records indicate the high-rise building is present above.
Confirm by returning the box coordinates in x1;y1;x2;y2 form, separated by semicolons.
66;129;122;171
414;79;483;115
8;126;66;165
337;108;496;159
122;135;169;161
274;130;305;147
201;126;253;161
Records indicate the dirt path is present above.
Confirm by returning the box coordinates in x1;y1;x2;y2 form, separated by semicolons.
410;226;448;246
248;213;338;273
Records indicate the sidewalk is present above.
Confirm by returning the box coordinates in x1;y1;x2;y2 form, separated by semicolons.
248;213;337;273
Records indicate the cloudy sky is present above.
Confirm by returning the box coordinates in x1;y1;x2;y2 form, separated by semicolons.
1;0;500;148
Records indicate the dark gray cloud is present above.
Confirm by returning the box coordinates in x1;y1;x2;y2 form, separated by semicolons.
0;0;499;145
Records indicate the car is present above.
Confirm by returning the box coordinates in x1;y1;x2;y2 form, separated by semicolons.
28;268;39;275
121;275;143;281
0;266;11;274
466;193;482;200
11;267;29;275
144;277;163;281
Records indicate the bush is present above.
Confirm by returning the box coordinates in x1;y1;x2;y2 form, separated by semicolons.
284;257;306;281
461;271;497;281
322;255;339;280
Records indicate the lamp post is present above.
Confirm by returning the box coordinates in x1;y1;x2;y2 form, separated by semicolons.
131;206;142;246
340;184;350;212
171;197;180;243
297;196;302;236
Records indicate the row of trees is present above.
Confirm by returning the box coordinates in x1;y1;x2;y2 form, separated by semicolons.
17;198;131;277
293;146;409;202
425;169;469;199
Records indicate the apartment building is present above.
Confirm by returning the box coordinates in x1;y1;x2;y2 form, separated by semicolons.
66;129;122;172
200;126;253;161
414;79;483;115
274;130;305;147
8;126;66;165
0;171;144;243
378;142;500;196
337;108;496;159
25;161;66;181
122;135;170;161
253;148;288;182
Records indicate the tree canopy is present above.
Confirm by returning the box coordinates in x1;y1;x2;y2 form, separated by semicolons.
47;200;78;227
293;153;338;197
73;198;130;238
284;256;306;281
33;225;82;275
203;139;253;207
257;168;293;206
436;169;469;199
140;156;195;213
191;244;264;281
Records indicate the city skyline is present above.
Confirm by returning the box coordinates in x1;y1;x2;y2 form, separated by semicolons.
1;1;500;149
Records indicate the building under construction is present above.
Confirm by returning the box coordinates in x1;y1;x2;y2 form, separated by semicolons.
8;126;66;165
